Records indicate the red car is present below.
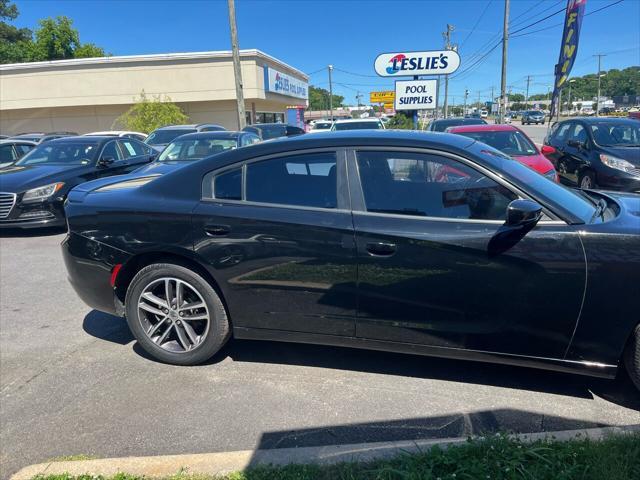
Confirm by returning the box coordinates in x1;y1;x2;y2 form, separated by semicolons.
446;124;558;182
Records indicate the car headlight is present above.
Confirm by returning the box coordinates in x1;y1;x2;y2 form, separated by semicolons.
22;182;65;203
600;154;637;174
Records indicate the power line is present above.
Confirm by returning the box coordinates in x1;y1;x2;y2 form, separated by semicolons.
510;0;563;29
509;0;546;24
510;5;566;36
460;0;493;48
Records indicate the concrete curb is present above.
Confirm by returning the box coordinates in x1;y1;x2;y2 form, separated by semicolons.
11;424;640;479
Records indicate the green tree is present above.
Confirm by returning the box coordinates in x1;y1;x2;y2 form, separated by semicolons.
308;86;344;111
0;3;107;64
0;0;32;62
115;91;189;133
509;93;524;102
74;42;105;59
386;112;414;130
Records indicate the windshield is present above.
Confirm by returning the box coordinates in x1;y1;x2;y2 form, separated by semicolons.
158;138;238;161
15;142;97;166
333;121;381;131
476;147;596;223
145;129;196;145
457;130;538;156
590;121;640;147
312;122;332;130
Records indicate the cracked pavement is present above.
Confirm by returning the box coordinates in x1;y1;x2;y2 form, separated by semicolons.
1;231;639;478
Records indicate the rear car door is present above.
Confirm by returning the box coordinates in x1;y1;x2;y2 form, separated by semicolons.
117;139;153;170
349;147;586;359
192;149;357;336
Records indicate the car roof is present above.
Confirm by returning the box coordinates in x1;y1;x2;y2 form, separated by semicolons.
334;118;381;123
0;139;37;145
84;130;146;136
171;131;246;141
569;116;638;125
44;135;112;145
447;124;517;133
155;124;224;130
245;123;286;128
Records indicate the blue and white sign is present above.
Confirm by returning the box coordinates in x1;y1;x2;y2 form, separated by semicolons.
374;50;460;77
264;66;308;100
394;79;438;110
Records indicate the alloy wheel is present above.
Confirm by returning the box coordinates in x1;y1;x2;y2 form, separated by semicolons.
137;277;210;353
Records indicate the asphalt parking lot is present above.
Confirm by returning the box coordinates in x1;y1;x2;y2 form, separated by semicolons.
518;122;550;144
2;226;640;477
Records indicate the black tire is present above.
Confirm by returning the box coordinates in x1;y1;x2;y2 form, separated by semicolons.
624;325;640;392
578;170;596;189
125;263;230;365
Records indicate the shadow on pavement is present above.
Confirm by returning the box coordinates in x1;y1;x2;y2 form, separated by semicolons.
249;409;624;452
0;226;66;238
82;309;639;413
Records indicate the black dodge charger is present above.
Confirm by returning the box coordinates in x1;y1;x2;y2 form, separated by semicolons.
0;136;155;228
62;131;640;391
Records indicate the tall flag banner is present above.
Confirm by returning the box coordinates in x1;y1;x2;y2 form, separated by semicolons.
549;0;587;121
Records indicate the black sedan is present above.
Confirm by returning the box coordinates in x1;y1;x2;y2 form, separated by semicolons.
544;117;640;191
427;118;487;132
133;131;261;177
0;136;155;228
62;131;640;391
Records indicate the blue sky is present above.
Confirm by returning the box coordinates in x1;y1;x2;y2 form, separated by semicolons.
13;0;640;105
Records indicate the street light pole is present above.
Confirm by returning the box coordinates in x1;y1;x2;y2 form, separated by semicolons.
594;53;606;117
227;0;246;129
498;0;510;124
328;65;334;121
525;75;531;110
442;24;454;119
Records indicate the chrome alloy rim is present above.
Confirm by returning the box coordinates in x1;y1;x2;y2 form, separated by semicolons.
137;277;210;353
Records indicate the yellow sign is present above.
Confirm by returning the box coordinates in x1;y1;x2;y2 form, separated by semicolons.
370;91;395;103
383;102;394;110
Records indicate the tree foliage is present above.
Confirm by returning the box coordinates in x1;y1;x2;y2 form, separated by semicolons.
386;113;414;130
308;86;344;111
114;92;190;134
0;1;106;63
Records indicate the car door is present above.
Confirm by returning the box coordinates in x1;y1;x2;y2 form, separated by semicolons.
192;148;357;336
559;122;592;186
117;139;153;171
94;139;131;178
349;148;586;359
545;121;574;183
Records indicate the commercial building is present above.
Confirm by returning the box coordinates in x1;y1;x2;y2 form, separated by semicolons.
0;49;308;135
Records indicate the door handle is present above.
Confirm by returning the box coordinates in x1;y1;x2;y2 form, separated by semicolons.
204;224;230;237
366;242;397;257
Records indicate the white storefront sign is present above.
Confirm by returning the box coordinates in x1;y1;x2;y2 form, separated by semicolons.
374;50;460;77
394;79;438;110
264;66;308;100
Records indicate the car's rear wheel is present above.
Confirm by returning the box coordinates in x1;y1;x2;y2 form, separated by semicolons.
578;171;596;189
624;325;640;392
125;263;230;365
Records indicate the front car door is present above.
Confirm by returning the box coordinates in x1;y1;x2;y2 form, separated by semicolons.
192;148;357;336
560;122;592;186
96;140;129;177
348;147;586;359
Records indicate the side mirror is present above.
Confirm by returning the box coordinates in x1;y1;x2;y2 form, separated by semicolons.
98;156;115;167
506;199;543;228
541;145;556;156
149;154;157;162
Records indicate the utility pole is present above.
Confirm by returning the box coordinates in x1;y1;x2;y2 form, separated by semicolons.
499;0;510;124
525;75;531;110
463;88;468;116
567;78;575;114
594;53;606;116
328;65;334;121
490;85;495;117
442;24;454;118
227;0;246;129
477;90;481;110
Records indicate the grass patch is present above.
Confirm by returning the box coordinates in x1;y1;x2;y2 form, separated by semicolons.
34;433;640;480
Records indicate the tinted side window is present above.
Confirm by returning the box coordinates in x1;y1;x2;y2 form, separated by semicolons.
0;144;16;162
246;152;337;208
214;168;242;200
570;124;588;144
100;141;122;160
356;151;517;221
552;122;572;142
118;140;145;158
15;144;34;156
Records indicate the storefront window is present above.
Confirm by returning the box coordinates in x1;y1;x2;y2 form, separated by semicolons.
255;112;285;124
